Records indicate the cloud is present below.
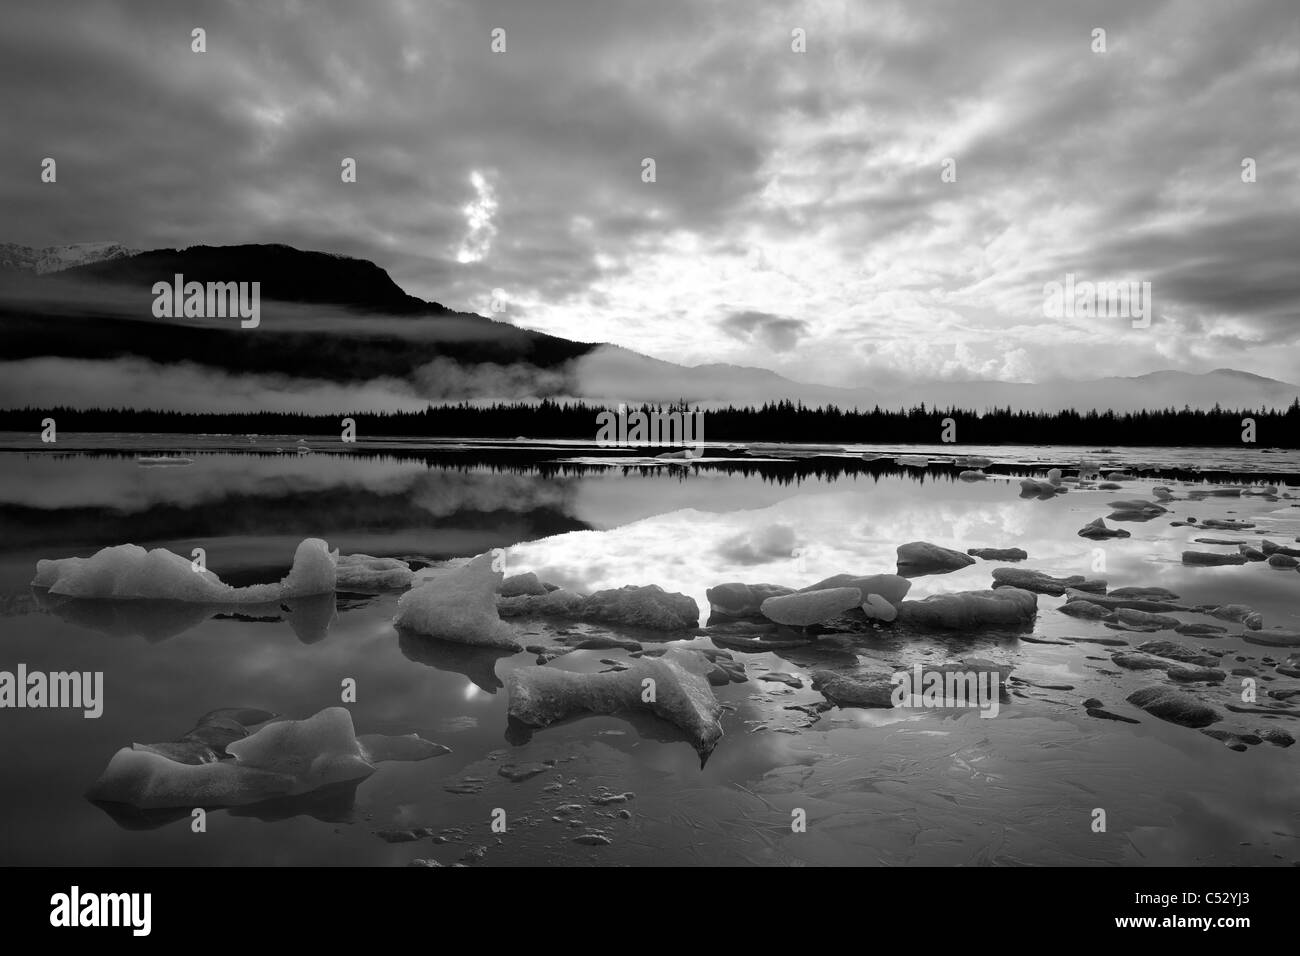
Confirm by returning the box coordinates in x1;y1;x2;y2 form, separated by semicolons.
1;0;1297;388
455;170;498;264
719;310;809;351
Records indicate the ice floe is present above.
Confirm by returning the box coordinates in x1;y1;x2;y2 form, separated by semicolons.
88;707;447;809
895;541;976;577
506;646;723;758
896;587;1037;629
395;552;521;650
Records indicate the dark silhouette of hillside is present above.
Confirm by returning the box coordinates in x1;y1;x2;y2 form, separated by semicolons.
5;398;1298;447
0;244;596;380
65;244;442;314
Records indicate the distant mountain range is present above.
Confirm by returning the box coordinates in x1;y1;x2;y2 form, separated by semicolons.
1;241;1297;414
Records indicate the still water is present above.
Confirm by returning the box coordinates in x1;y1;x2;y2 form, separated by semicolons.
1;435;1298;866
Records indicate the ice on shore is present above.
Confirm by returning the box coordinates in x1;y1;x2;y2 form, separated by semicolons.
88;707;447;809
394;552;521;650
506;647;723;758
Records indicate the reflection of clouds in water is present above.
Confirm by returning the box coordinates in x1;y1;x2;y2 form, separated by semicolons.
0;455;422;511
714;523;798;566
408;469;571;518
502;479;1179;613
569;472;801;530
507;484;1040;612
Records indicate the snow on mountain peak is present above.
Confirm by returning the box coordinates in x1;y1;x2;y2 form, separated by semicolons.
0;241;140;275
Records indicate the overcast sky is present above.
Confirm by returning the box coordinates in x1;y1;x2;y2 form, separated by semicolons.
3;0;1298;387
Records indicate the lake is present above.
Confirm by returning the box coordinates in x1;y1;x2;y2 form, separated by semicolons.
1;434;1298;866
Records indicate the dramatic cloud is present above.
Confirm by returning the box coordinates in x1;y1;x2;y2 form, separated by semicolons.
720;311;809;352
2;0;1298;387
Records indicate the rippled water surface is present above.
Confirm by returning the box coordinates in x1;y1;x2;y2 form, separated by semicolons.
1;435;1298;866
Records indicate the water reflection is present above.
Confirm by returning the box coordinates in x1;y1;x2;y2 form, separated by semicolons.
0;441;1298;866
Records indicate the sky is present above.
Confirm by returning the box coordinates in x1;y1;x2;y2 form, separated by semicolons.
2;0;1299;389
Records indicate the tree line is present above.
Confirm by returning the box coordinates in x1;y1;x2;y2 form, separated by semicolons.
3;398;1297;447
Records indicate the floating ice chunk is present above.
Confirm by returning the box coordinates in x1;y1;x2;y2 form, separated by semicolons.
896;587;1037;629
896;541;976;577
760;587;861;626
394;553;521;650
88;707;447;809
1126;686;1221;728
1182;550;1248;566
1077;517;1130;539
799;573;911;607
279;538;337;597
992;568;1105;595
1019;478;1062;497
811;670;895;708
500;572;547;597
705;582;795;618
34;544;279;603
968;548;1029;562
958;470;987;481
496;584;698;630
133;708;276;765
506;647;723;758
357;733;451;761
1204;604;1262;629
578;585;698;630
1242;629;1300;648
335;553;413;590
498;588;587;618
1063;589;1183;612
1261;539;1300;558
34;538;342;603
861;593;898;622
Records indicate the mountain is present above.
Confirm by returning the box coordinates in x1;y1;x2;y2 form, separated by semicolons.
0;241;139;275
1;241;1296;414
63;244;448;314
0;243;596;384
